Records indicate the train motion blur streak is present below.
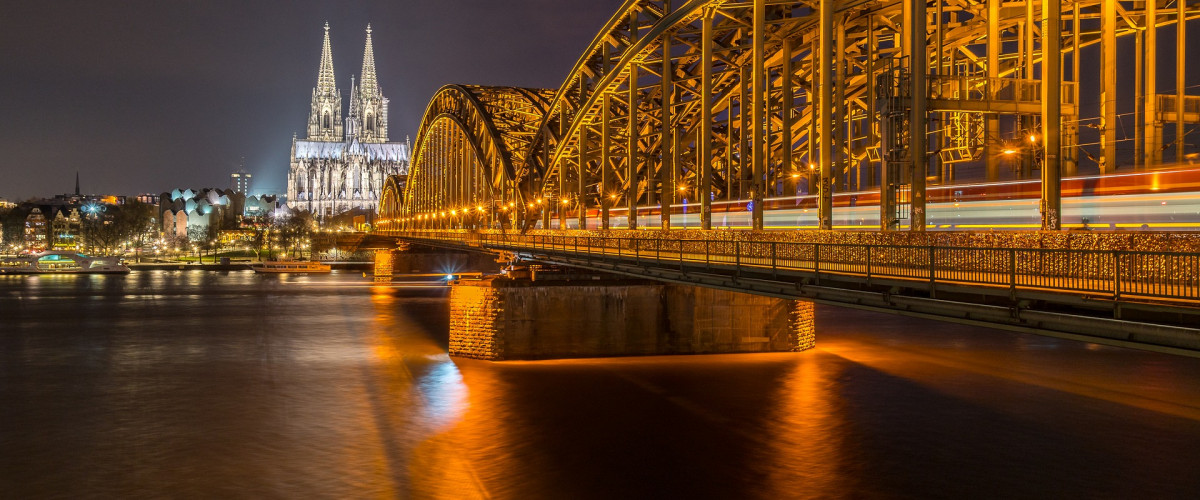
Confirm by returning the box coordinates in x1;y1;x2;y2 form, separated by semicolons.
553;166;1200;231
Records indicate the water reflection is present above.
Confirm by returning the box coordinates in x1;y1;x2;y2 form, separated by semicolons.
761;356;847;497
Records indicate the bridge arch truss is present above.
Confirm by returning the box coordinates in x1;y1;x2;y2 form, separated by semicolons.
382;0;1199;233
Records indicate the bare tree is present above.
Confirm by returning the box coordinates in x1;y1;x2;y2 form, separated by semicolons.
113;201;156;262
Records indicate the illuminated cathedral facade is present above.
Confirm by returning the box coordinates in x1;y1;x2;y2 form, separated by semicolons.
287;23;409;217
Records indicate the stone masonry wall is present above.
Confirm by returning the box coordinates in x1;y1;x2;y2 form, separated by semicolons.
448;278;816;360
448;284;504;360
372;250;394;282
790;301;816;351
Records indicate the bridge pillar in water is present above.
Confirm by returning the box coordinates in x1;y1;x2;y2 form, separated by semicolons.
373;246;502;282
449;277;815;360
373;250;395;282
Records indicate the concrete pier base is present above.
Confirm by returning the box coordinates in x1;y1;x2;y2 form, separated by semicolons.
374;248;501;282
450;277;815;360
373;250;395;282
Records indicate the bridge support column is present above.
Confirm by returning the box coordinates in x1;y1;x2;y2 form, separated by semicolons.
908;0;928;231
1146;0;1160;167
699;8;714;230
373;249;395;283
1041;0;1062;230
661;0;675;231
750;0;765;231
627;9;640;231
817;0;834;230
1100;0;1117;173
449;277;815;361
985;0;1000;182
1178;0;1188;164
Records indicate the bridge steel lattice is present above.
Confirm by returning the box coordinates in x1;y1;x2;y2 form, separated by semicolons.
381;0;1197;233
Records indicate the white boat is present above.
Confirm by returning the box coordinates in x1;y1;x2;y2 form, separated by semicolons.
0;252;131;275
250;261;332;274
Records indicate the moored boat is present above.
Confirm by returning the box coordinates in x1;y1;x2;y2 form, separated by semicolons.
250;261;332;274
0;252;131;275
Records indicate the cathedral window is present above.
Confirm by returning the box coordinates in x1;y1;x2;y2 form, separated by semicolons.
323;111;331;130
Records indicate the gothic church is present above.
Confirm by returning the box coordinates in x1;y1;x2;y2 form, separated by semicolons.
287;23;409;216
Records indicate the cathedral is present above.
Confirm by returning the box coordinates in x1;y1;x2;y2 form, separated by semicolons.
287;23;409;217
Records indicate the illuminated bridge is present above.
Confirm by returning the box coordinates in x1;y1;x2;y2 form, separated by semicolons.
375;0;1200;355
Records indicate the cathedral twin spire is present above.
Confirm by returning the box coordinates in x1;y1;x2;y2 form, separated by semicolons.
307;23;387;143
317;22;337;96
358;25;379;100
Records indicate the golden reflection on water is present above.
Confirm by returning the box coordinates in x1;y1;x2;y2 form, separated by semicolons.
761;353;848;497
365;285;486;498
409;360;501;500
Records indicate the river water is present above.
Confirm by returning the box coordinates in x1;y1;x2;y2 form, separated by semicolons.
2;271;1199;499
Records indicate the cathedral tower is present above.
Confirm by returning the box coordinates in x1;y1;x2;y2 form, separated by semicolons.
348;25;389;143
307;22;343;141
288;23;409;218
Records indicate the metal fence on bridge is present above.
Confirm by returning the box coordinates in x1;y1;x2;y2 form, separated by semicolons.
394;231;1200;304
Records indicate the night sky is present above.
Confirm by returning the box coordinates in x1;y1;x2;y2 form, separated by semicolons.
0;0;625;200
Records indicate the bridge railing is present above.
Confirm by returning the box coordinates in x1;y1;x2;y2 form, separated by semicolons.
395;231;1200;304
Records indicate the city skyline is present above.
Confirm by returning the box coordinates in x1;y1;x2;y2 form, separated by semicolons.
0;0;625;200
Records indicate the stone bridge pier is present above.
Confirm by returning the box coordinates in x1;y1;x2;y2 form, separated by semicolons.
373;246;502;282
449;276;815;361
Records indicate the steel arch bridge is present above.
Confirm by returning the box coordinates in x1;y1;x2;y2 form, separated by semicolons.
380;0;1198;234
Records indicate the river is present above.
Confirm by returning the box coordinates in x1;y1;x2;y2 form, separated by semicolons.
2;271;1199;498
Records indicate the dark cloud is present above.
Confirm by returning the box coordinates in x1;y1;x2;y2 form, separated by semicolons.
0;0;625;199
